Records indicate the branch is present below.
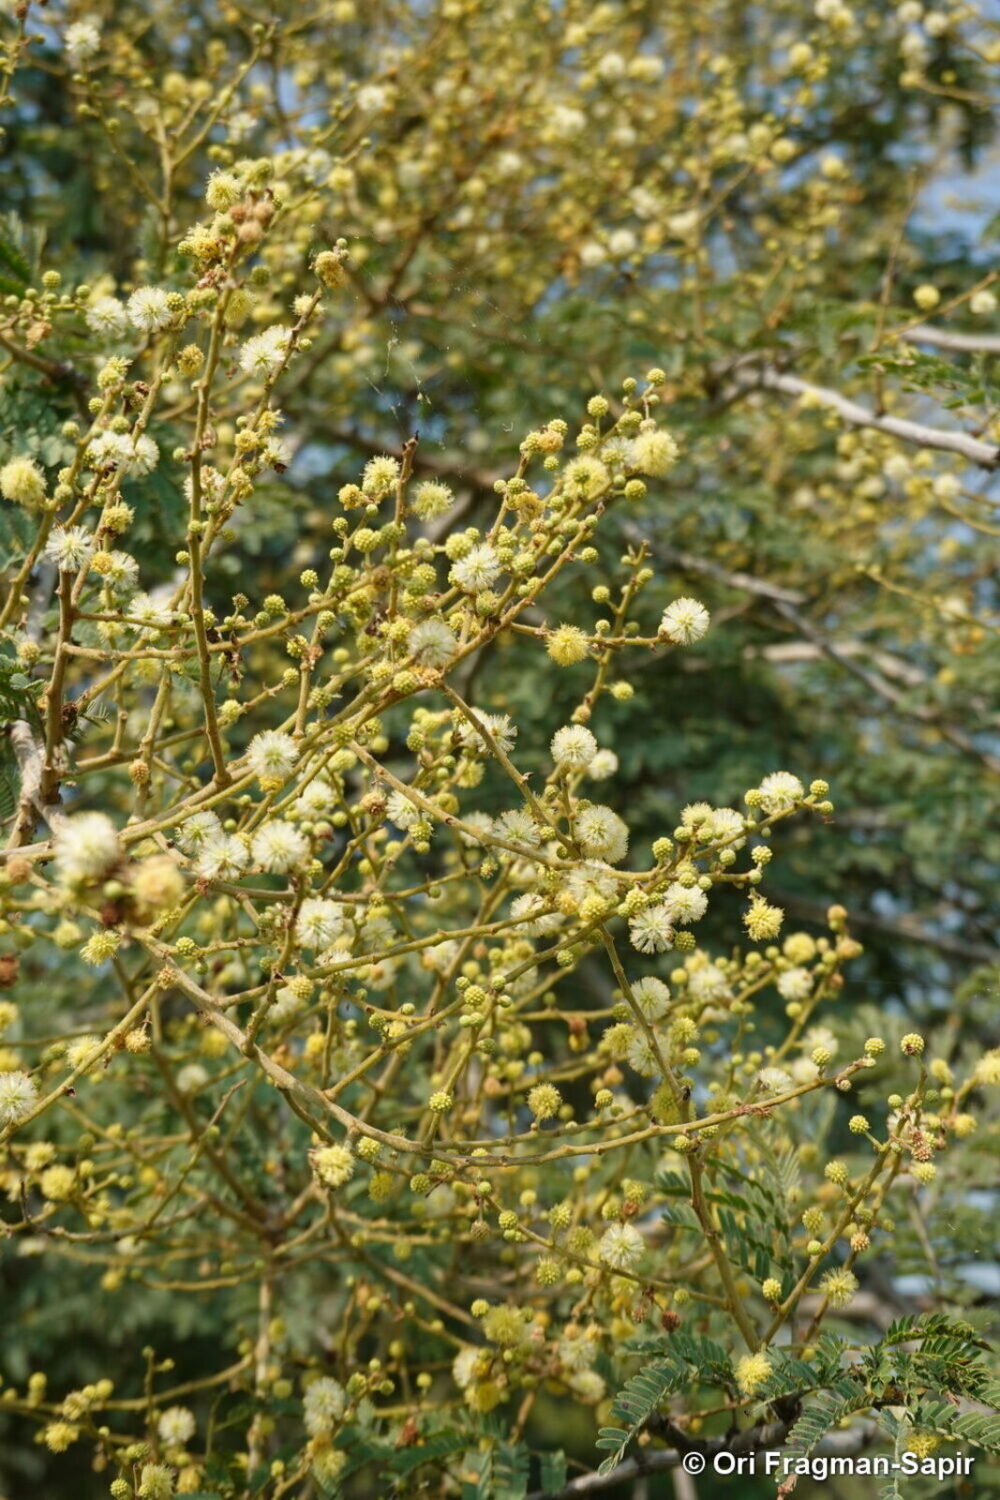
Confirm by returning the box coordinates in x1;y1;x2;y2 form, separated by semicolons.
729;365;1000;469
903;324;1000;355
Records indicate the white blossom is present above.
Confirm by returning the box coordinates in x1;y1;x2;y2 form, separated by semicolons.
575;805;628;863
494;808;541;846
251;821;309;873
238;325;292;377
0;1071;38;1126
303;1376;346;1435
687;963;731;1006
126;286;173;333
54;812;121;884
194;832;249;882
157;1406;195;1446
450;543;502;593
386;789;422;829
456;710;516;756
176;810;222;854
65;19;101;65
626;1029;662;1076
660;882;709;925
659;597;710;644
598;1222;645;1269
85;296;127;337
757;772;804;813
777;966;813;1001
757;1067;793;1094
128;592;175;629
246;730;298;784
295;898;346;950
631;976;672;1021
628;904;675;954
551;724;598;769
408;619;457;668
586;748;618;780
44;526;93;571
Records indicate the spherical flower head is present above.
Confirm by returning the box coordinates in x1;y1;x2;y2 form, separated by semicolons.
43;1420;79;1452
1;455;46;508
626;1030;661;1077
94;549;139;597
819;1267;858;1308
598;1222;645;1269
386;789;422;830
251;820;309;874
561;455;609;498
761;1277;782;1302
510;892;561;937
743;895;784;942
456;709;517;756
44;526;94;571
238;325;292;377
81;930;120;966
126;434;159;477
137;1464;174;1500
65;17;101;64
528;1082;561;1120
587;748;618;780
129;592;175;630
0;1070;38;1125
659;596;709;644
757;1066;792;1094
194;832;248;882
575;804;629;863
629;428;680;477
973;1048;1000;1086
569;1369;606;1403
661;882;708;926
631;976;671;1020
482;1305;529;1347
410;479;454;520
547;624;590;666
495;807;541;846
900;1032;925;1057
312;1144;355;1190
913;284;940;311
126;287;173;334
628;904;675;954
157;1406;195;1446
777;966;812;1002
247;730;298;789
735;1352;773;1397
85;296;128;337
361;453;400;497
312;1448;347;1484
971;289;997;316
551;724;598;770
756;772;804;814
54;811;121;885
303;1375;346;1435
295;897;345;950
131;855;185;920
428;1089;454;1113
409;619;457;669
706;807;746;848
450;542;502;594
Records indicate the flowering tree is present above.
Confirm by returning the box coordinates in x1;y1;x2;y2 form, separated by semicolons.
0;2;998;1498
